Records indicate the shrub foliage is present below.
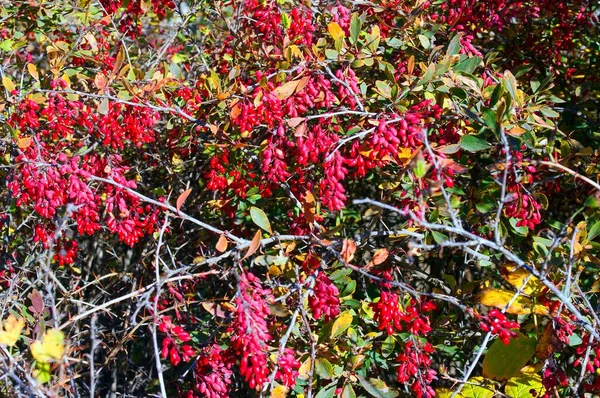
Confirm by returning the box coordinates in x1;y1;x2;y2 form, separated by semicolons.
1;0;600;397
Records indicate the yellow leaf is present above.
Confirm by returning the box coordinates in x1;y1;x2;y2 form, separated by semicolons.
272;385;288;398
0;315;25;347
2;76;15;92
327;22;345;42
298;358;312;379
331;311;353;339
31;329;65;363
478;288;535;315
27;64;39;81
500;265;545;297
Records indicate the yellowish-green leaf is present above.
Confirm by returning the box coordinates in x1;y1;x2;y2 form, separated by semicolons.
250;206;272;234
505;373;545;397
461;377;495;398
482;332;536;380
331;311;353;339
33;361;52;384
31;329;65;363
0;315;25;347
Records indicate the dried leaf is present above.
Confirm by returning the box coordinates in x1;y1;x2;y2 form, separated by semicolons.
243;230;262;259
272;385;288;398
273;80;300;100
286;117;306;128
371;248;389;266
535;322;559;360
18;137;32;150
500;264;545;297
94;72;107;90
341;239;357;263
201;302;229;318
28;289;45;314
176;189;192;214
216;234;228;253
303;191;316;224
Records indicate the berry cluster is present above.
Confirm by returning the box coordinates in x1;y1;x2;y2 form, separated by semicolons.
479;309;519;344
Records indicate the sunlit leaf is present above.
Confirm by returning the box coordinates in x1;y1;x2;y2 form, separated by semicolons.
482;332;536;380
331;311;353;339
31;329;65;363
250;206;272;234
0;315;25;347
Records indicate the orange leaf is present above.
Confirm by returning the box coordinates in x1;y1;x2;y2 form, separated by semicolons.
176;189;192;214
243;230;262;259
302;191;316;224
18;137;32;150
216;234;228;253
295;76;310;93
371;248;389;266
341;239;357;263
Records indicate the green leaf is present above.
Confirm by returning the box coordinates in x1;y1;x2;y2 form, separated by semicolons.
489;84;504;108
432;231;448;244
418;63;436;86
331;311;353;339
413;159;428;178
350;13;360;44
342;384;357;398
447;33;462;56
315;358;334;379
382;335;395;357
418;34;430;49
460;135;491;152
587;221;600;241
482;108;499;133
503;71;518;101
250;207;272;234
482;332;536;380
454;56;482;74
281;12;291;30
356;374;399;398
315;386;337;398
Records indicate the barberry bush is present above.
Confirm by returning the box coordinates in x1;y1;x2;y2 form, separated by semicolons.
0;0;600;397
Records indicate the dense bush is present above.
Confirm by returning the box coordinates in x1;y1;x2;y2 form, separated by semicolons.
0;0;600;397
